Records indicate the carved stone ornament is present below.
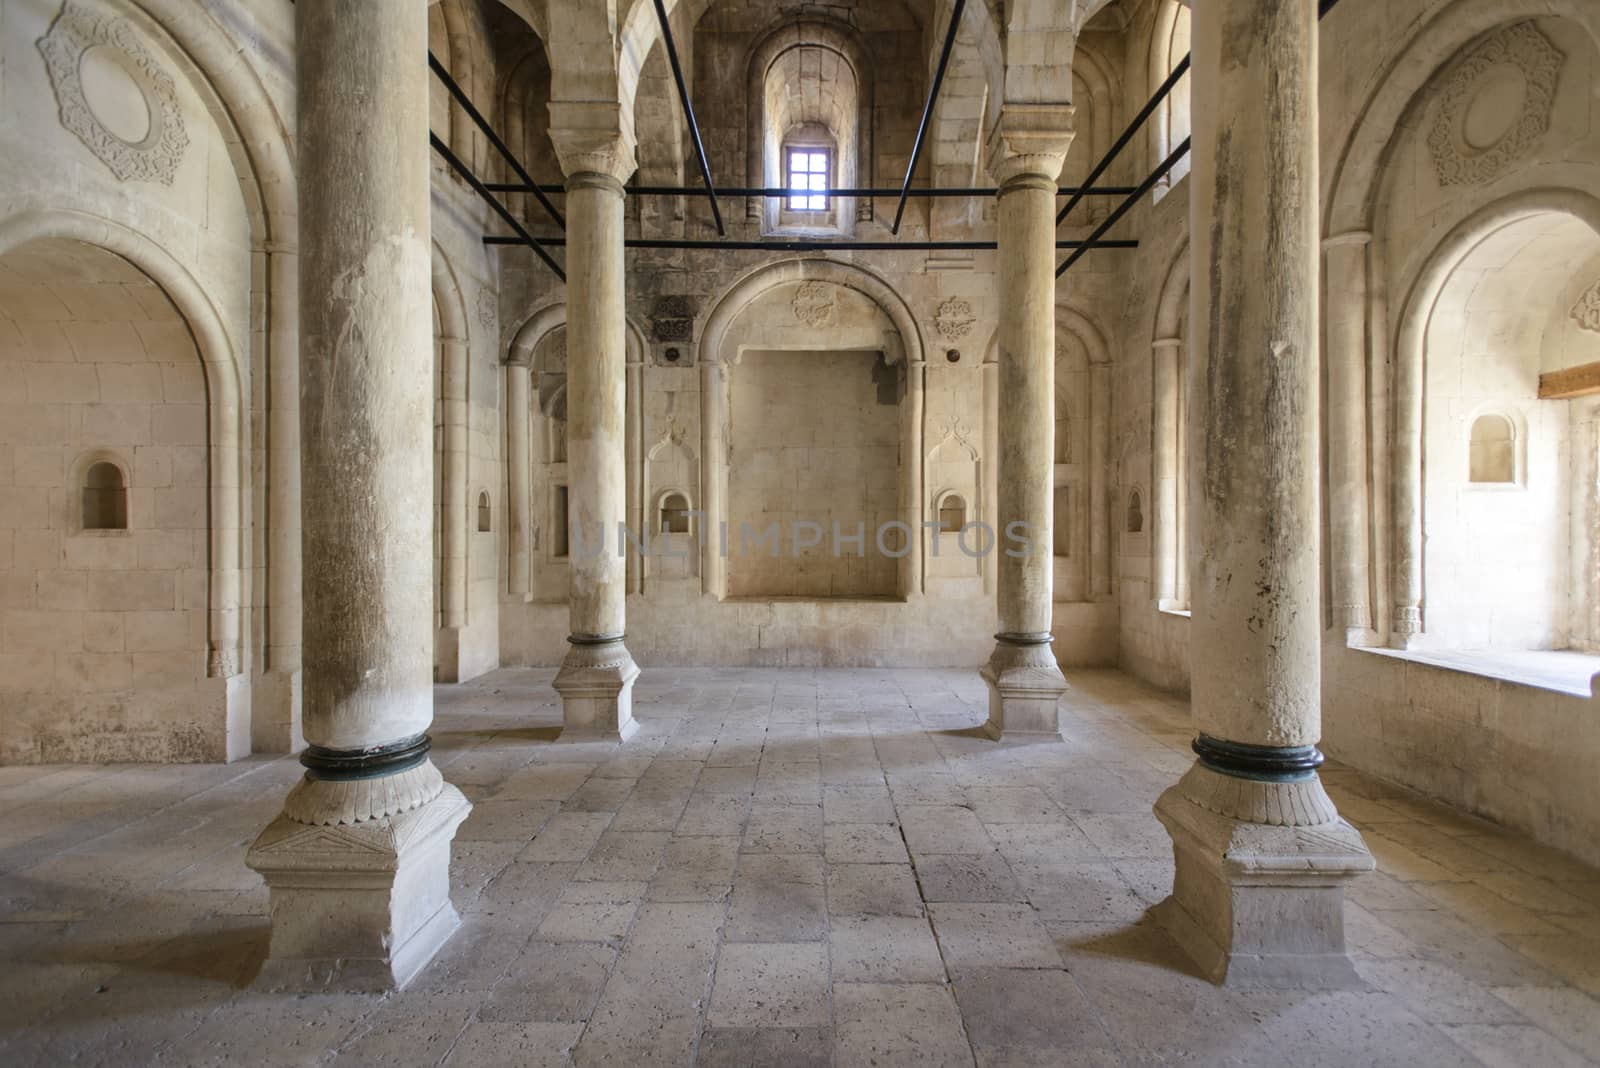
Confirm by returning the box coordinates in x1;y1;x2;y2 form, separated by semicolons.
1426;21;1563;188
37;1;190;185
1570;279;1600;334
650;295;695;342
791;281;836;328
934;297;977;340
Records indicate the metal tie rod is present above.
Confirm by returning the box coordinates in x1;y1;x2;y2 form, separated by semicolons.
1057;54;1190;226
653;0;725;235
431;132;566;282
893;0;965;235
428;52;565;231
484;237;1139;252
1057;136;1189;278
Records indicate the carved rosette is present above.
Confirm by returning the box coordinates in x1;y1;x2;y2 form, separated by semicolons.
37;1;190;185
791;281;836;328
1426;21;1563;188
934;297;977;341
1570;279;1600;334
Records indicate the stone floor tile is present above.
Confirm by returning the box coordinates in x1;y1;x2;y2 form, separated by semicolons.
825;822;909;864
1489;985;1600;1060
535;879;645;943
677;793;753;836
695;1027;833;1067
1013;860;1148;924
823;784;897;824
1438;1023;1593;1068
515;811;615;863
827;862;926;917
829;914;946;982
929;903;1062;969
743;802;824;854
1354;957;1529;1023
707;942;829;1028
441;1021;583;1068
833;982;975;1068
915;852;1025;903
574;830;670;882
965;786;1065;825
900;805;994;855
477;940;617;1023
727;853;827;941
951;967;1115;1056
648;835;740;902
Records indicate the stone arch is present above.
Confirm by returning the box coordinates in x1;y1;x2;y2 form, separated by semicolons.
0;207;248;757
1390;188;1600;645
1152;241;1192;612
432;245;470;646
698;257;925;367
1147;0;1192;194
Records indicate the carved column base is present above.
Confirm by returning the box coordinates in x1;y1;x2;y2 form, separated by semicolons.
553;637;640;742
246;778;470;992
979;634;1068;739
1153;762;1374;989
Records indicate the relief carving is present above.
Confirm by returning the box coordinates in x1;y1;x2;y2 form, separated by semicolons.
650;295;695;342
1570;279;1600;334
1426;21;1562;188
37;0;190;185
934;297;977;341
791;281;836;328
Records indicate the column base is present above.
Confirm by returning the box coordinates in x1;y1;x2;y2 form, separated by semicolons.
553;637;640;742
1153;763;1374;989
246;773;471;993
979;634;1068;739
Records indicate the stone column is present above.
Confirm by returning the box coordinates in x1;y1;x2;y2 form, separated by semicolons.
507;360;533;600
436;331;470;681
904;356;926;597
701;359;728;599
549;106;640;741
982;354;998;597
1153;0;1371;988
1152;337;1183;608
247;0;469;992
1324;233;1374;643
1089;360;1112;599
979;106;1073;739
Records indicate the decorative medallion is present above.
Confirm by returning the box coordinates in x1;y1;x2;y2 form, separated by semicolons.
934;297;977;340
791;281;836;328
1571;280;1600;334
1426;21;1563;188
650;295;695;343
37;1;190;185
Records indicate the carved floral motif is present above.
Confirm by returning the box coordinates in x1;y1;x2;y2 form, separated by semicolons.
934;297;977;340
1426;21;1563;188
791;281;836;328
37;0;190;185
1570;279;1600;334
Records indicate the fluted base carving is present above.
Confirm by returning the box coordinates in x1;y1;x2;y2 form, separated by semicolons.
246;780;470;992
553;638;640;742
282;759;445;826
1153;763;1373;988
979;637;1068;739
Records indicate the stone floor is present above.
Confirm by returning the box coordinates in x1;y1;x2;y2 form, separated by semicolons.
2;669;1599;1067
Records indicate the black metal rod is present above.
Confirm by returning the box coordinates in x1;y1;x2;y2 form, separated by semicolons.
485;236;1138;252
1057;54;1190;226
653;0;724;236
432;132;566;282
428;51;565;231
1056;136;1189;278
486;183;1141;198
893;0;965;235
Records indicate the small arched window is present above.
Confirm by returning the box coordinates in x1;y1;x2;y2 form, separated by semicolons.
1127;490;1145;534
1469;414;1516;484
82;462;127;531
937;494;966;533
477;491;492;532
660;492;690;534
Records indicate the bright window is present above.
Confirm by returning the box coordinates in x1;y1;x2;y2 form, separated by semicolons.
786;149;830;211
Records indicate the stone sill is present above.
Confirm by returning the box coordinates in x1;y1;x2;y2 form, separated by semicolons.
1158;604;1191;619
1356;645;1600;698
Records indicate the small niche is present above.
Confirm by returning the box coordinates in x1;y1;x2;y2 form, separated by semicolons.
553;485;570;557
82;461;128;531
660;492;690;534
1126;490;1144;534
1468;413;1516;484
477;491;492;532
937;494;966;533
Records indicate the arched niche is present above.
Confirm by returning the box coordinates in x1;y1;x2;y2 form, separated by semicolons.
0;215;245;763
1394;193;1600;652
1148;0;1192;198
1152;242;1191;612
697;258;926;601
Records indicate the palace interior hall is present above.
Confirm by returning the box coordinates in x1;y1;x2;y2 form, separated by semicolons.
1;0;1599;1064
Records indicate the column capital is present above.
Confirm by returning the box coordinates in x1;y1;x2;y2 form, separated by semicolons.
985;103;1075;187
548;101;637;185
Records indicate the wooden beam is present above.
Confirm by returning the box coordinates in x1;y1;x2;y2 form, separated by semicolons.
1539;360;1600;400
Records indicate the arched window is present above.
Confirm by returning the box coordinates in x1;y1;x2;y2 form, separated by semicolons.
1054;487;1073;557
1127;490;1145;534
1468;414;1516;484
937;494;966;533
552;485;569;558
1150;1;1192;199
477;491;492;532
660;492;690;534
82;461;127;531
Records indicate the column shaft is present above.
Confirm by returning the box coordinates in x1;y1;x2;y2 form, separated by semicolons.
1152;338;1182;607
1324;235;1374;640
1089;361;1111;599
507;363;532;599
